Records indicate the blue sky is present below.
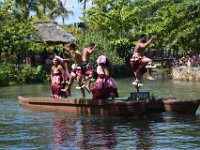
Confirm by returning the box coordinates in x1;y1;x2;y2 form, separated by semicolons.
0;0;91;25
56;0;92;25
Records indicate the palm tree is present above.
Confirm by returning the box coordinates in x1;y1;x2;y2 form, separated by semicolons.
14;0;39;21
79;0;91;17
49;0;74;24
38;0;55;16
14;0;56;20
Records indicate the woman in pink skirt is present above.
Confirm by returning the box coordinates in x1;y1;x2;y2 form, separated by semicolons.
92;55;119;99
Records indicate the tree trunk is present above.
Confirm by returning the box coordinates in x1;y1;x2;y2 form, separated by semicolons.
83;0;86;17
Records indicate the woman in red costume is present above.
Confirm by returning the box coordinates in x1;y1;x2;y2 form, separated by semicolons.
92;55;119;99
51;58;65;98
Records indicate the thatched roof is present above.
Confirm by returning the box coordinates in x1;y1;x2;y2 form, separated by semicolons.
31;20;77;44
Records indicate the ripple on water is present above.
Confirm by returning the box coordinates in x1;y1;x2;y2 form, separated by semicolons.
0;78;200;149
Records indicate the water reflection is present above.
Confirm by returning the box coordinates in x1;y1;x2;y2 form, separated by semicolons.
51;115;161;149
1;76;200;149
53;118;65;150
78;118;117;149
135;121;156;150
52;116;117;149
1;98;200;149
148;112;200;150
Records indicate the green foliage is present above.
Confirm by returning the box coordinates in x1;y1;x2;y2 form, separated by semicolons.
0;63;49;86
0;63;16;86
110;38;132;56
1;0;200;84
84;0;200;54
17;65;48;83
110;38;131;51
141;0;200;51
0;1;41;63
84;0;136;39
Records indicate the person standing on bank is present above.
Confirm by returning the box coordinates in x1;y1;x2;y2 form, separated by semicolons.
130;34;156;84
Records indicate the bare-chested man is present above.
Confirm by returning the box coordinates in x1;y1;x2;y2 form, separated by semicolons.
61;43;85;98
130;34;156;84
82;43;97;63
81;43;97;92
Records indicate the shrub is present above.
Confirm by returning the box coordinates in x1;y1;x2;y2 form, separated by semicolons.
0;63;16;86
17;64;49;83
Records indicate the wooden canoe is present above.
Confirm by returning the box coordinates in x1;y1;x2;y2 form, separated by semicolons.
18;96;200;116
18;96;146;118
162;98;200;114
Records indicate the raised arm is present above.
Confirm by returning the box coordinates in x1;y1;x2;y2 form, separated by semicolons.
88;44;97;54
139;36;156;49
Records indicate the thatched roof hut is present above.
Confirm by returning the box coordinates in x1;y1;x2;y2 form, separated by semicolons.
31;20;77;44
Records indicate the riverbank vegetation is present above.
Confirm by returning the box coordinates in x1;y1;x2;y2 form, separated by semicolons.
0;0;200;86
0;63;49;86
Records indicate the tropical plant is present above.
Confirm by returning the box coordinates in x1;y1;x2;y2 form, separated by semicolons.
49;0;74;24
17;64;48;83
14;0;56;20
0;1;40;62
0;62;16;86
83;0;200;56
131;0;200;53
78;0;91;17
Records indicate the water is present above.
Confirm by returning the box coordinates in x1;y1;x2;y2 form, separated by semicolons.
0;76;200;149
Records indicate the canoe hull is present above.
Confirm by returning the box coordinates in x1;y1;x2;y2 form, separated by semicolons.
18;96;200;116
163;99;200;114
18;96;146;118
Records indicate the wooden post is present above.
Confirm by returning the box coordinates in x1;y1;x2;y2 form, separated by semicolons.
135;83;140;93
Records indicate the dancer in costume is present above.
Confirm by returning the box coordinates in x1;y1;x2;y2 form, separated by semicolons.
92;55;119;99
82;43;97;92
51;58;65;98
130;34;156;85
55;53;71;93
60;43;86;98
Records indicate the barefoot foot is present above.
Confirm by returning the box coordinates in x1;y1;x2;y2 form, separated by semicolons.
147;75;155;80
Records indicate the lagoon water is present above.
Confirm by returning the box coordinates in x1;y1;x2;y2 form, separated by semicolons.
0;75;200;149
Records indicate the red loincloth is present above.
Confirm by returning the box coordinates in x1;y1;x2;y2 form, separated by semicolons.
130;56;148;77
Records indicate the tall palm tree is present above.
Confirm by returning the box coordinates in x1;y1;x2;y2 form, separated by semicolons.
14;0;56;20
38;0;55;16
49;0;74;24
14;0;39;21
79;0;91;17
